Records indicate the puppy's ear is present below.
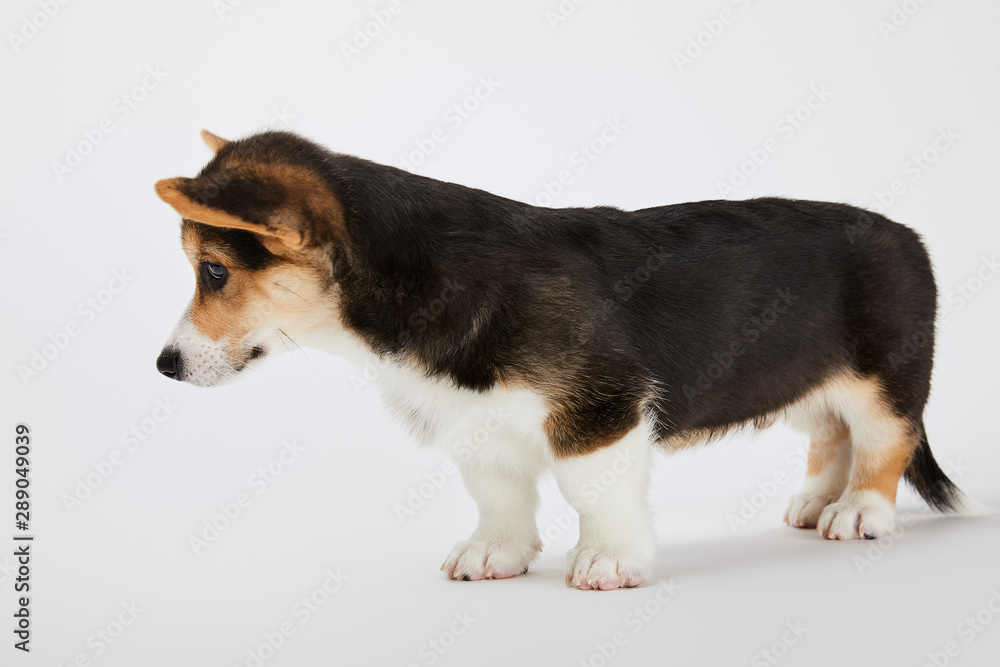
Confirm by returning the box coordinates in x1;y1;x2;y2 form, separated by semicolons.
200;129;229;153
155;168;336;248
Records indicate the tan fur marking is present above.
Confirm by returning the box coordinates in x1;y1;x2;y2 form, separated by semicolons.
660;428;715;452
792;372;918;504
156;163;348;255
189;270;254;344
850;435;917;503
806;420;850;477
156;177;303;246
200;129;230;153
181;225;241;266
650;371;920;507
180;222;340;361
268;164;349;251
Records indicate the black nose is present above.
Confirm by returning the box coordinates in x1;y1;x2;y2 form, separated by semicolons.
156;348;182;380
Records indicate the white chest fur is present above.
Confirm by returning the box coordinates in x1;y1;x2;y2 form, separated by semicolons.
304;326;554;471
375;361;554;472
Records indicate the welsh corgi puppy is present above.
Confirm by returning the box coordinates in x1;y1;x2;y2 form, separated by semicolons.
155;129;978;590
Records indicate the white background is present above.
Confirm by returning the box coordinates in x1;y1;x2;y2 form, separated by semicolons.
2;1;999;665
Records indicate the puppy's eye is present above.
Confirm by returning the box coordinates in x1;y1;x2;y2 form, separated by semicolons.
201;261;229;290
207;262;227;281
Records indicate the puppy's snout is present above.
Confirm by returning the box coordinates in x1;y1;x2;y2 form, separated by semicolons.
156;347;182;380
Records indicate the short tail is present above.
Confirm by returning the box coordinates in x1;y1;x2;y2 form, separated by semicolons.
904;424;994;516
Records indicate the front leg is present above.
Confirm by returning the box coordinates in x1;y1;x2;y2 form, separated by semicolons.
552;422;654;590
441;459;543;581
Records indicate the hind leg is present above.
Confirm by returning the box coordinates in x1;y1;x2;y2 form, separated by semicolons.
784;413;853;529
816;377;919;540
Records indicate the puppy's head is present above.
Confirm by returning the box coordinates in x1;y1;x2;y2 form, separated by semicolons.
154;130;345;387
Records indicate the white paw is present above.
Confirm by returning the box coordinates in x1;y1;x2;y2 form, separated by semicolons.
566;548;650;591
817;493;897;540
441;539;541;581
784;493;838;529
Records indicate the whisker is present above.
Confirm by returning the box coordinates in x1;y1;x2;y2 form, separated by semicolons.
274;283;316;306
275;329;296;364
163;245;199;258
220;348;257;373
278;329;325;382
